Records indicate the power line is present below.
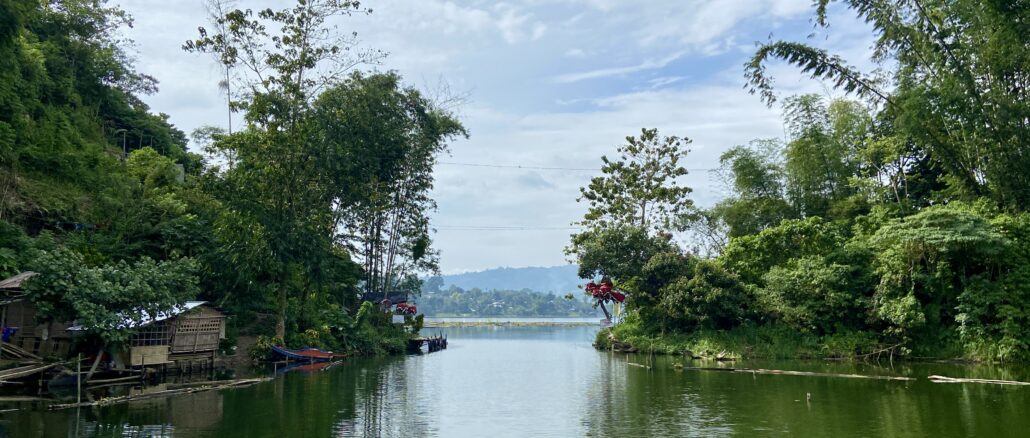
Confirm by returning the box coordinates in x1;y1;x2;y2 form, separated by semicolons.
438;161;716;172
438;161;595;171
434;225;583;231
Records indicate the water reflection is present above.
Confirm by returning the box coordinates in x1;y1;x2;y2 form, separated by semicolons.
2;323;1029;437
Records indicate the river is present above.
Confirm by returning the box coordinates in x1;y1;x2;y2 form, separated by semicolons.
2;320;1029;437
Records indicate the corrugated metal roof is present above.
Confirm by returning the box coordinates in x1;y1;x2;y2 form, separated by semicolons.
67;301;208;332
0;272;38;290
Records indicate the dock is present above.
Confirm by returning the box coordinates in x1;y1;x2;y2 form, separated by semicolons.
408;335;448;353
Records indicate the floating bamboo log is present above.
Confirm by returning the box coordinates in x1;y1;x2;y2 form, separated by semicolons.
85;375;141;386
928;375;1030;386
680;366;915;381
48;378;272;410
0;363;58;382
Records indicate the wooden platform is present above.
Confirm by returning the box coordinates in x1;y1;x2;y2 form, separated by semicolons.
408;335;447;353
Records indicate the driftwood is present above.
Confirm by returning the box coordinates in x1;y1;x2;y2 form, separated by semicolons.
928;375;1030;386
48;378;272;410
0;363;58;382
680;366;916;381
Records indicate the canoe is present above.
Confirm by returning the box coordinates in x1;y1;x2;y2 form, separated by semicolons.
276;360;342;375
270;345;342;362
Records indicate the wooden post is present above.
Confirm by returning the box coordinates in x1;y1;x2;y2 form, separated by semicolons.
1;305;7;360
76;353;82;404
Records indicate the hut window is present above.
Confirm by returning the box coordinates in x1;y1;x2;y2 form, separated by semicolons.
131;322;171;346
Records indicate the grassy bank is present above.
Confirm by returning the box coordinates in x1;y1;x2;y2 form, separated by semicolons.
595;316;939;361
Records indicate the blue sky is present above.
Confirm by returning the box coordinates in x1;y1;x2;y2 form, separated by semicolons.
120;0;875;273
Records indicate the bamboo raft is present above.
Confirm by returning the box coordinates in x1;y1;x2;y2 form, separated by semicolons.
48;378;272;410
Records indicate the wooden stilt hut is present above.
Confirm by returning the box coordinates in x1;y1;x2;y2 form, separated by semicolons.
0;271;74;358
68;301;227;368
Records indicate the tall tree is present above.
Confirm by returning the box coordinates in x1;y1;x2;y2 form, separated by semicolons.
576;128;693;232
313;72;466;298
185;0;380;338
745;0;1030;210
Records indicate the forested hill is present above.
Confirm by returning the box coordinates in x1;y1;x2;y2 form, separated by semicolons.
428;265;582;294
0;1;465;353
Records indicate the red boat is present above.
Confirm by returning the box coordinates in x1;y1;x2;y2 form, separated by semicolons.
271;345;344;362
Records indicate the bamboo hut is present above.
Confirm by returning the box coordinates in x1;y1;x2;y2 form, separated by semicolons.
0;271;74;358
69;301;227;368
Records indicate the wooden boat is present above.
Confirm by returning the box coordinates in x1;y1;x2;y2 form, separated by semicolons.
270;345;343;362
276;360;343;374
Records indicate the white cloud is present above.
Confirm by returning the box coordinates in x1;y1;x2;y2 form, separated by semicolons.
494;4;547;44
553;51;685;83
113;0;875;273
564;48;587;58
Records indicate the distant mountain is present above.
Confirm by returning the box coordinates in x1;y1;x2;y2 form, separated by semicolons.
432;265;583;294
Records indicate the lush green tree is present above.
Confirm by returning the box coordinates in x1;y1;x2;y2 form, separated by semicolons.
185;0;377;338
761;251;873;334
569;224;675;283
707;140;792;238
868;204;1009;344
746;0;1030;210
24;248;199;345
782;95;866;219
720;217;846;285
314;72;466;298
577;128;693;232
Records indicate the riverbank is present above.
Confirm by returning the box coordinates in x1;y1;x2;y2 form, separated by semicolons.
595;318;972;362
8;322;1030;436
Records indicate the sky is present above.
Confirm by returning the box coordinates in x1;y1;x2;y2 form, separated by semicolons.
118;0;876;274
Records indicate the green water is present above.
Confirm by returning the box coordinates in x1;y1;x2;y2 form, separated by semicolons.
3;323;1029;437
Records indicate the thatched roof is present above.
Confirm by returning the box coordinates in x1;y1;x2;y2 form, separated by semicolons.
0;272;37;291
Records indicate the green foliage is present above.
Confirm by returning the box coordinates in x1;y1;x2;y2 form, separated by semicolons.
749;0;1030;210
568;224;675;282
869;204;1006;334
250;335;283;363
577;128;693;231
761;253;873;334
720;217;845;285
657;258;753;331
23;248;199;345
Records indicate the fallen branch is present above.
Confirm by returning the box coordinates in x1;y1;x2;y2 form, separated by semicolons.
48;378;272;410
680;366;915;381
928;375;1030;386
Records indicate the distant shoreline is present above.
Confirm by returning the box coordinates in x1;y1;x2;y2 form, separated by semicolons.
423;317;600;328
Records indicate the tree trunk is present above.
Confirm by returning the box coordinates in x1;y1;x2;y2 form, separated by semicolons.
84;347;104;382
275;277;287;340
